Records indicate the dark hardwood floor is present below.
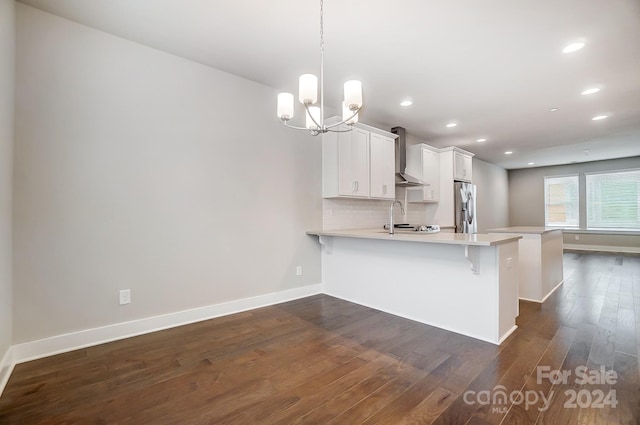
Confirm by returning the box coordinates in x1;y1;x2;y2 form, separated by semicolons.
1;251;639;424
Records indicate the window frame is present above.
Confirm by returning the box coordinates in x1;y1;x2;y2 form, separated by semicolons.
585;168;640;231
544;174;580;228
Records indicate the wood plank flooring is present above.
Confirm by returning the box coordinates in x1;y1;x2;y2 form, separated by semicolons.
1;251;639;424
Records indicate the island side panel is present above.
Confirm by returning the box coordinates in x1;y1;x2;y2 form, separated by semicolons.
498;240;519;341
517;234;543;301
541;229;564;301
321;236;504;344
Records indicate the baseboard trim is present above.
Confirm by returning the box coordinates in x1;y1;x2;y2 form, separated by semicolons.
11;284;323;366
541;280;564;303
0;346;15;396
564;244;640;254
498;325;518;345
519;280;565;304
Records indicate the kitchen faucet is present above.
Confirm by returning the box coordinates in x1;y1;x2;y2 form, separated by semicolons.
389;200;405;235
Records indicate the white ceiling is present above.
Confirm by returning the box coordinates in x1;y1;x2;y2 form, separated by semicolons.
18;0;640;169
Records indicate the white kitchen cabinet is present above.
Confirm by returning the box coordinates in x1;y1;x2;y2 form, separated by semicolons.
323;121;396;199
337;128;370;197
369;133;396;199
453;150;473;182
431;147;475;227
406;143;440;202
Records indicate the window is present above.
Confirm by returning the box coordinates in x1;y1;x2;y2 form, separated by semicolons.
586;169;640;230
544;175;579;227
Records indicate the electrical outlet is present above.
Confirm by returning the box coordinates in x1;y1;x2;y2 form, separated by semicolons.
296;266;303;276
119;289;131;305
506;257;513;269
575;235;580;241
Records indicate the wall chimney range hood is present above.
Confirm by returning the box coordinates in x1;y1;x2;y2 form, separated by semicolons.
391;126;424;186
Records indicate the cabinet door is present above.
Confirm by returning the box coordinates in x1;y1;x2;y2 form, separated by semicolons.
454;151;472;182
422;148;440;201
463;154;473;181
338;129;369;197
337;131;355;196
351;129;370;197
369;133;395;199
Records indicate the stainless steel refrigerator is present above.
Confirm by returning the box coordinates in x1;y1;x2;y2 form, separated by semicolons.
454;182;477;233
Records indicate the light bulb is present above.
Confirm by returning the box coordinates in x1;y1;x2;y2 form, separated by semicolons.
276;93;294;120
299;74;318;104
344;80;363;110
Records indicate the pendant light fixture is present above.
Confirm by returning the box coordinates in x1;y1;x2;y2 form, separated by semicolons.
276;0;363;136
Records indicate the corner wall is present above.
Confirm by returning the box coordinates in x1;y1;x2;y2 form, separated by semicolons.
0;0;15;386
13;4;322;344
473;158;509;232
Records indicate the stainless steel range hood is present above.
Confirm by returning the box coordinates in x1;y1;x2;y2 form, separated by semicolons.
391;126;424;186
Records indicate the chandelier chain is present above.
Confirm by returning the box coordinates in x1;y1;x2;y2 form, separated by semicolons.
320;0;324;53
276;0;361;134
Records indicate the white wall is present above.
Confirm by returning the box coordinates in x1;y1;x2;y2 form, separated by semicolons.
13;4;322;343
473;158;509;232
0;0;15;367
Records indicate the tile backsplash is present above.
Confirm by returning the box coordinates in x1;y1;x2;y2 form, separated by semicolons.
322;188;428;230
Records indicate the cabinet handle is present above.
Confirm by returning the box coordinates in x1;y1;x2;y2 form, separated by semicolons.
383;184;387;195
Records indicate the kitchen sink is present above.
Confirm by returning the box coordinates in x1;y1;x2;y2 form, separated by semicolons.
378;224;441;234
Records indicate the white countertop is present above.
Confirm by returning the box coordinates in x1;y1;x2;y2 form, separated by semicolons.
307;228;521;246
487;226;563;235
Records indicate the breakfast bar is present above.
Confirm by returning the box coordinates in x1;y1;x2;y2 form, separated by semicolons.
307;229;522;344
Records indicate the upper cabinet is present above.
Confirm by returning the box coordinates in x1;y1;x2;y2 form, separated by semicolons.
453;150;473;182
439;147;474;183
337;128;370;197
323;122;396;200
369;133;396;199
406;143;440;202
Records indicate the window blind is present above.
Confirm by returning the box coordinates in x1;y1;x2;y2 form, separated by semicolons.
544;175;579;227
586;169;640;230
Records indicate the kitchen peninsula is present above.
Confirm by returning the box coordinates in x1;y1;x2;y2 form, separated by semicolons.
307;229;522;345
487;227;564;303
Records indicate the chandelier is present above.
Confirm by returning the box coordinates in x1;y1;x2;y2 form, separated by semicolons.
276;0;363;136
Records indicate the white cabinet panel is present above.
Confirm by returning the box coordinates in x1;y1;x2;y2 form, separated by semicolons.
369;133;395;199
323;122;395;199
406;144;440;203
453;151;473;182
336;128;369;197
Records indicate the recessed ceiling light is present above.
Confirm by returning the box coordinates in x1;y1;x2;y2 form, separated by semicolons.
476;138;487;143
400;100;413;107
581;87;600;95
528;162;535;165
563;42;585;53
505;151;513;155
592;115;608;121
549;108;559;112
446;122;457;128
